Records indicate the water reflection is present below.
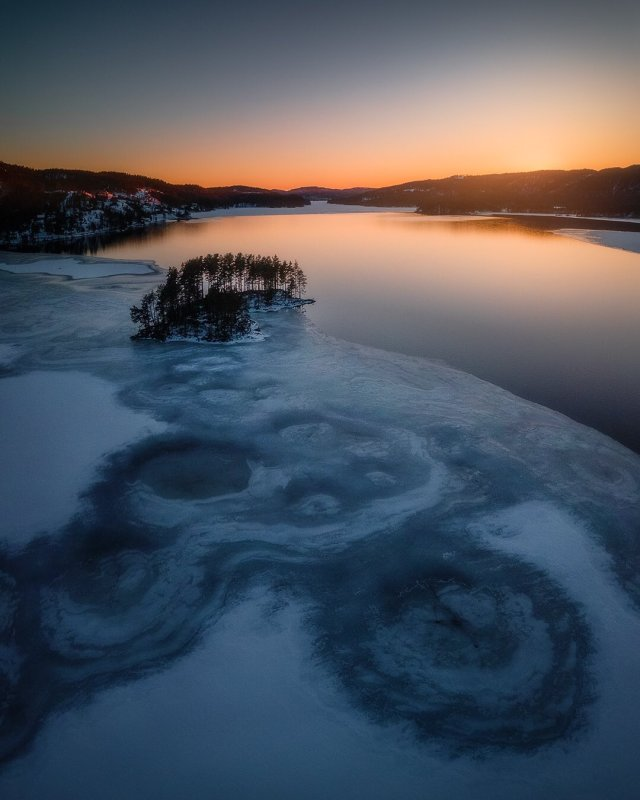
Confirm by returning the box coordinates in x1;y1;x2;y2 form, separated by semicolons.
57;208;640;452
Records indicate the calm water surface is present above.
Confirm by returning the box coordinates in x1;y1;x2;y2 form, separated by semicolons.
87;206;640;453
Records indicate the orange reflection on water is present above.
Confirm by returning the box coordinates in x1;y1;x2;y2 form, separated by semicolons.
102;209;640;330
96;207;640;448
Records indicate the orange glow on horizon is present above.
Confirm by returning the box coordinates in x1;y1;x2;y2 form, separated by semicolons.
7;63;639;190
3;1;638;193
9;148;639;191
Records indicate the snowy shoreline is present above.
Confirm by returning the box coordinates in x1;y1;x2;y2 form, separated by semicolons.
135;297;314;344
0;252;159;279
553;228;640;255
484;211;640;225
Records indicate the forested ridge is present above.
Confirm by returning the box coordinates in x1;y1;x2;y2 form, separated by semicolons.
130;253;311;342
4;161;639;248
332;165;640;218
0;162;307;246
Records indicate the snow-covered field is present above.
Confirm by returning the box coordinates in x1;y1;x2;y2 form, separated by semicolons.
0;256;639;799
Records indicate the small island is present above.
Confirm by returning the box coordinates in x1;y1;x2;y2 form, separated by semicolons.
130;252;313;342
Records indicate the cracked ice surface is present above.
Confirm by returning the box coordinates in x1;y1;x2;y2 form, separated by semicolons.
0;264;639;799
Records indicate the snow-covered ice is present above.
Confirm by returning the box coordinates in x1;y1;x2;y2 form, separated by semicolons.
554;228;640;255
0;345;20;369
0;371;164;547
0;256;640;799
0;254;157;279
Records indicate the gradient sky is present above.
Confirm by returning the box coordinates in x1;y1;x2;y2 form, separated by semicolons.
1;0;638;188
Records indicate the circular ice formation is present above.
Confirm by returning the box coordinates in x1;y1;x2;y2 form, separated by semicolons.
307;522;591;751
369;586;554;713
260;415;435;527
0;530;279;763
40;548;202;662
130;437;252;500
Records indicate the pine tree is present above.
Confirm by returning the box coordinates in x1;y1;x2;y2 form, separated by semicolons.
130;252;311;341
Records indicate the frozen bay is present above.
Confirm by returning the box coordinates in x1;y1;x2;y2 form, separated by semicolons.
0;252;640;798
79;204;640;453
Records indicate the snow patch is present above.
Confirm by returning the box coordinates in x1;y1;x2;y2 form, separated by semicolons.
0;255;157;279
0;371;164;547
554;228;640;255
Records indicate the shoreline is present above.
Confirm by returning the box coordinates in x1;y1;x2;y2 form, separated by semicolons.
0;252;159;279
4;205;639;259
487;211;640;233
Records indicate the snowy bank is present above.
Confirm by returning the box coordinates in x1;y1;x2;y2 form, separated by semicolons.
163;320;266;344
0;253;157;279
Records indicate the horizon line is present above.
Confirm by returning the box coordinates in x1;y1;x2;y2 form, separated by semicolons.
3;159;640;193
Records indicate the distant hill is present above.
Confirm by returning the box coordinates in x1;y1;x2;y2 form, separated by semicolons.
3;161;640;248
0;162;307;246
334;166;640;218
286;186;373;201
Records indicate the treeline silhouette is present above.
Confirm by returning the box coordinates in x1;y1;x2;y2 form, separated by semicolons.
333;166;640;218
130;253;310;342
0;161;307;245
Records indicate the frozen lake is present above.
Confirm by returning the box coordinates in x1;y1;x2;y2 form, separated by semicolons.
74;203;640;453
1;207;640;798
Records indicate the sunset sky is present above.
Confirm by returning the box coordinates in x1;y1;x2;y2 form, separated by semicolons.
2;0;639;188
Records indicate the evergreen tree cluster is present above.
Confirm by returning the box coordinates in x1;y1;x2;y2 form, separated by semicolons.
130;253;310;342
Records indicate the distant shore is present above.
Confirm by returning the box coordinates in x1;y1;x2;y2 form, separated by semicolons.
487;212;640;233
